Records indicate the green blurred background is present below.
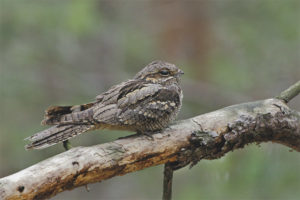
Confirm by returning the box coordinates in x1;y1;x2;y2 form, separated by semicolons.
0;0;299;200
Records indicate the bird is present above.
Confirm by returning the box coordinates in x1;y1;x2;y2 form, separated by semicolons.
25;60;184;150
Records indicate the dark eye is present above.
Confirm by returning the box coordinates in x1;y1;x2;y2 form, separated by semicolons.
159;69;170;76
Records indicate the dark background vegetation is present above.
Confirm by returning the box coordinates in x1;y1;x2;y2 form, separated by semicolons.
0;0;299;200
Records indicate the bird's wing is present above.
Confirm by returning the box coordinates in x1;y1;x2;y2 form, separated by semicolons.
95;79;138;104
116;82;162;108
42;80;137;125
115;83;181;128
92;80;149;124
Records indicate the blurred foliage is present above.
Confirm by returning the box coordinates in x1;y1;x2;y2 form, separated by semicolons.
0;0;299;200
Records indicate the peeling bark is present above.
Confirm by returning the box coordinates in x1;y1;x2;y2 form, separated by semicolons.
0;98;299;200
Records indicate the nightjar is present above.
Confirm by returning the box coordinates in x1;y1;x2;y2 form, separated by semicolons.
25;60;184;149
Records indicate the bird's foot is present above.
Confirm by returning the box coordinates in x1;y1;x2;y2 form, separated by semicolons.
138;131;155;140
117;131;155;141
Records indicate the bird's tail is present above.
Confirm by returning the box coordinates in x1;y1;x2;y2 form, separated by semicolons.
41;103;94;125
25;124;94;150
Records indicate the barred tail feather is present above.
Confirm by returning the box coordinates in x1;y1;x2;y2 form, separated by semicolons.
42;103;94;125
25;124;93;150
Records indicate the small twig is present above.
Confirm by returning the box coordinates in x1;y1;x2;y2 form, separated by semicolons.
163;163;174;200
277;80;300;103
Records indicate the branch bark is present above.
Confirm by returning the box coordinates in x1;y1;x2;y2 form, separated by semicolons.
1;98;299;200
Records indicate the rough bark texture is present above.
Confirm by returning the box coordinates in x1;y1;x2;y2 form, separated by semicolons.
0;98;299;200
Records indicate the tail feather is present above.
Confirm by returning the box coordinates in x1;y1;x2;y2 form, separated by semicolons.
42;103;95;125
44;105;74;116
25;124;93;150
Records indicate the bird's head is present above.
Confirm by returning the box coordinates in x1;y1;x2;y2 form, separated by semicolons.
134;60;184;85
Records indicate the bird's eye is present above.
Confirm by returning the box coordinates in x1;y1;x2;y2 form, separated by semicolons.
159;69;170;76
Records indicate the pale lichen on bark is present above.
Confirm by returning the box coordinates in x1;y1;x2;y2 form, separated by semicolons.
0;98;299;200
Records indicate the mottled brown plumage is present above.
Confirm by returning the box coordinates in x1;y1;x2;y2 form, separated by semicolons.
25;60;184;149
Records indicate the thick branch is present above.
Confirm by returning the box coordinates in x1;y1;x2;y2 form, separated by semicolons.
1;98;299;200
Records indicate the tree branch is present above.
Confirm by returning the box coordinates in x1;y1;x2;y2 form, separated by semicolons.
277;80;300;103
1;98;299;200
